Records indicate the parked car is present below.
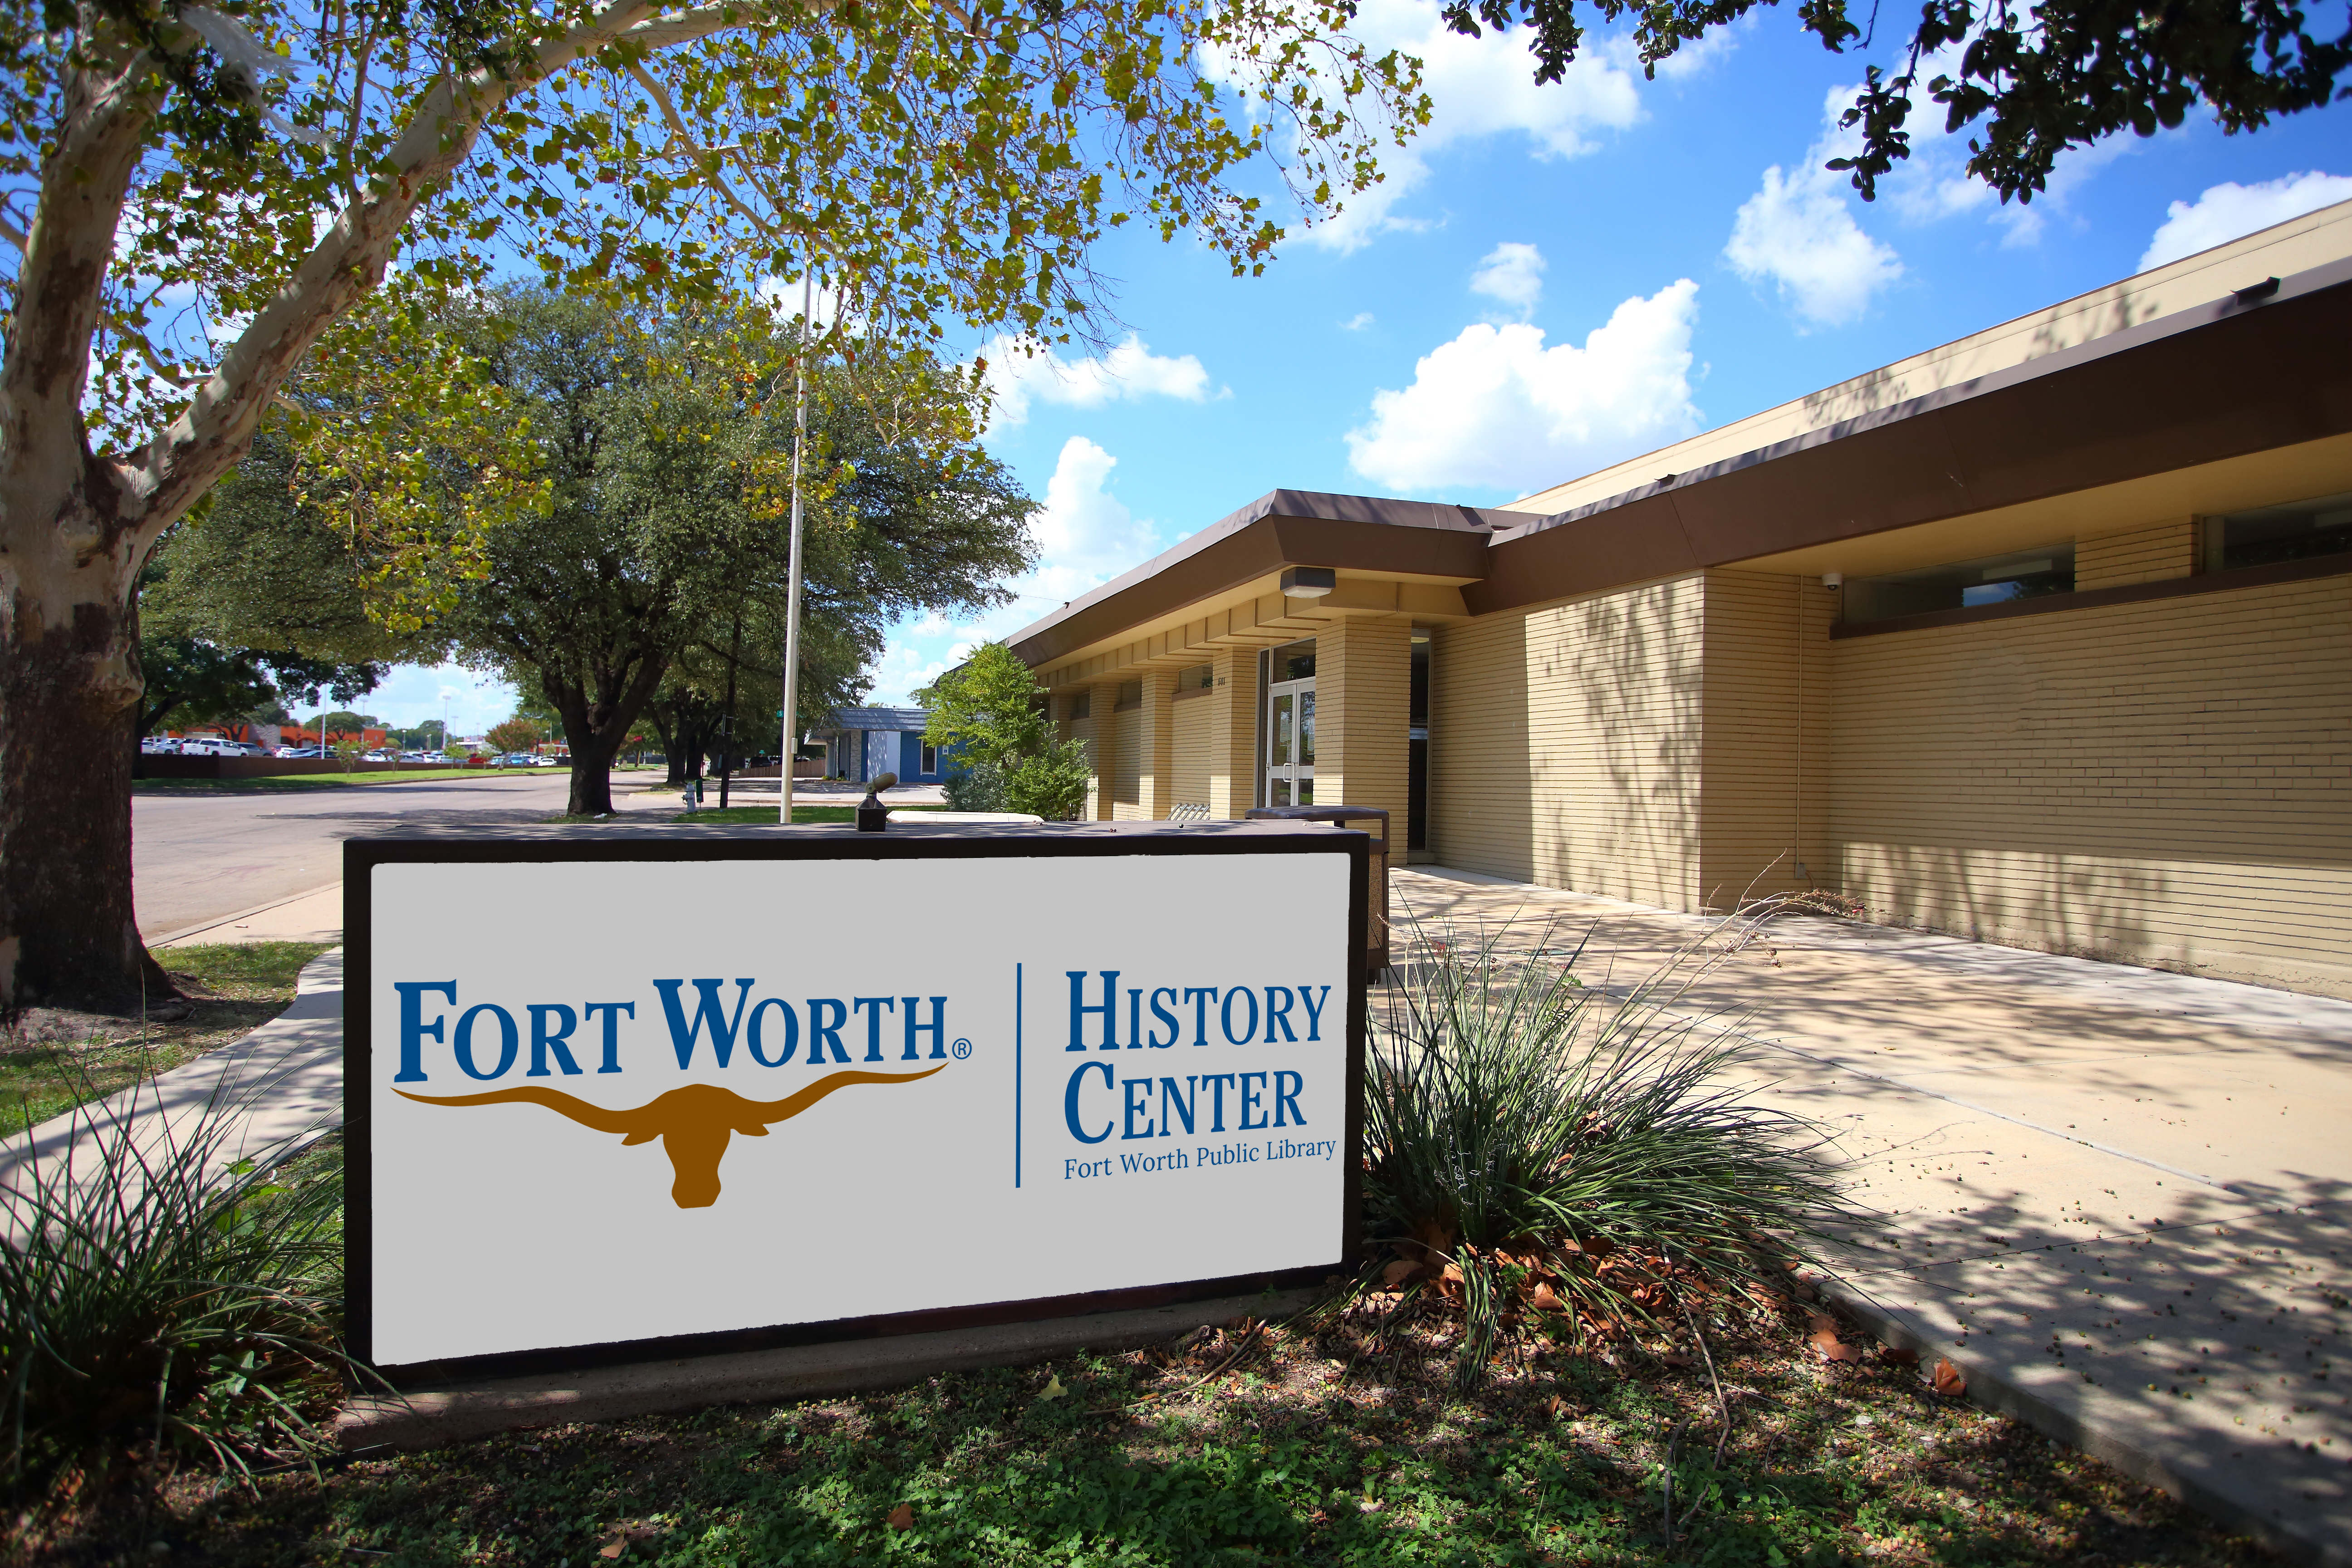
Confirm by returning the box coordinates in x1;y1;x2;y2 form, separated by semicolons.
178;737;240;756
361;750;397;763
140;736;180;755
277;746;326;759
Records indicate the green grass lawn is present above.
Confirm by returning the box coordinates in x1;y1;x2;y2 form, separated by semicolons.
0;941;334;1131
132;768;564;793
87;1289;2265;1566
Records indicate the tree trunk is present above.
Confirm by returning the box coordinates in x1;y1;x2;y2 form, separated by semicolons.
0;588;175;1011
544;655;668;818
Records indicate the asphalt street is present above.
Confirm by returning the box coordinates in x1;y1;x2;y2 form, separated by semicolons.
133;772;585;940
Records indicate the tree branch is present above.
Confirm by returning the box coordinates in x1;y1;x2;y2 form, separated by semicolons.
122;0;787;551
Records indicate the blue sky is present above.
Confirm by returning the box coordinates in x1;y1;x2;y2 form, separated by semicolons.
371;7;2352;730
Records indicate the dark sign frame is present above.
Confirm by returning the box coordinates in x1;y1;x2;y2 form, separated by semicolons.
345;820;1368;1386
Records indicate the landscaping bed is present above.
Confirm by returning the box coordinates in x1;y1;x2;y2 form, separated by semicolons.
0;942;335;1131
28;1291;2271;1566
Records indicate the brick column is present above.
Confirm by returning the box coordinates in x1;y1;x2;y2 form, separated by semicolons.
1063;688;1103;821
1209;647;1259;819
1316;618;1411;829
1134;667;1178;819
1087;679;1123;819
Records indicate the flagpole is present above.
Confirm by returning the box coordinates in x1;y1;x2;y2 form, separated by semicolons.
778;267;814;825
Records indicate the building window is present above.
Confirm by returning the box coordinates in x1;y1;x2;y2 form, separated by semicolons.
1842;544;2075;626
1176;663;1213;691
921;741;938;775
1068;691;1090;721
2204;491;2352;573
1272;638;1316;681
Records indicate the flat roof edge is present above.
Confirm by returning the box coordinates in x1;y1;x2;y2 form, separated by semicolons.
1495;253;2352;544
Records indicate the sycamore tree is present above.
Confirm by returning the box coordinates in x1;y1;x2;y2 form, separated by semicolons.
0;0;1423;1009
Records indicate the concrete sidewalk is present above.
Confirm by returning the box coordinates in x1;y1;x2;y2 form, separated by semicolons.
1393;867;2352;1564
0;950;344;1230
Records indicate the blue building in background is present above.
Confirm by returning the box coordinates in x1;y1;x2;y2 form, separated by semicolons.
814;706;953;784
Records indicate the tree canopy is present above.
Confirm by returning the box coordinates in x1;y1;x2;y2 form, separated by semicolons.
1446;0;2349;201
390;287;1034;813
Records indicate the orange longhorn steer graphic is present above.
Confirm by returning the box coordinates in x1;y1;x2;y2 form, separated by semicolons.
395;1067;946;1207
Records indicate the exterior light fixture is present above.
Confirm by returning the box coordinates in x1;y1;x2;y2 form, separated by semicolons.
1822;572;1843;589
1281;566;1337;598
2233;276;2280;305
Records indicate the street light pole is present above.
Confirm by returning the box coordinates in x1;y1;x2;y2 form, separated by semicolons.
778;267;814;826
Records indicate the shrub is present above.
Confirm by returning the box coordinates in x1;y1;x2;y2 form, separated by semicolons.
942;763;1007;812
0;1089;355;1497
1363;911;1850;1388
1004;740;1092;821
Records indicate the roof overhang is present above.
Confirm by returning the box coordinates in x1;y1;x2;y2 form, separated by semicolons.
1005;491;1506;670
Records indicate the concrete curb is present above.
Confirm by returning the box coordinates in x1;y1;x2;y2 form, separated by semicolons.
1826;1286;2343;1568
336;1288;1323;1451
150;883;340;947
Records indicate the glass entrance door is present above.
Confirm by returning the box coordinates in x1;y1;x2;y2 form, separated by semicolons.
1266;677;1315;805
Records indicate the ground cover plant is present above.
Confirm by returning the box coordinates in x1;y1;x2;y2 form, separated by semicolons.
1360;918;1852;1392
21;1291;2275;1565
0;1107;349;1520
0;944;335;1132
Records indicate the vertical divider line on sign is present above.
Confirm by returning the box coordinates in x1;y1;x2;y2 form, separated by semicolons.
1014;961;1023;1188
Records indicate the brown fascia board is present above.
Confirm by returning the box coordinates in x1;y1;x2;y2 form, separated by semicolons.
1007;490;1504;669
1468;257;2352;614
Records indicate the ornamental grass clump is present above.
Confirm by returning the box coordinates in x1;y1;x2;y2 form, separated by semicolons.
0;1086;354;1501
1363;910;1852;1389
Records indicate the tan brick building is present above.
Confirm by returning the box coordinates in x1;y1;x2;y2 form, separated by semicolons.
1005;201;2352;997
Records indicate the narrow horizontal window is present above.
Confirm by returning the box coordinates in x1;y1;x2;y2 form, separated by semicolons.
1842;543;2075;626
2204;490;2352;573
1176;663;1213;691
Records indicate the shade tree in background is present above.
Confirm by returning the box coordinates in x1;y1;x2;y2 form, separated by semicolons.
426;288;1034;815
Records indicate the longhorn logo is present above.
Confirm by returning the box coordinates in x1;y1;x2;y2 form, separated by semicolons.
395;1067;946;1208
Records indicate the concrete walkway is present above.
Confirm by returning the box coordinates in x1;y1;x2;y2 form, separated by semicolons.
0;951;344;1231
1392;866;2352;1564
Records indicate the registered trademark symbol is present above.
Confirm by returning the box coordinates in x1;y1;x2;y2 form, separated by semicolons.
951;1038;973;1059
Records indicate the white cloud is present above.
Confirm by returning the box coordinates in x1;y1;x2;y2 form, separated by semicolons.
1341;311;1377;332
863;437;1169;704
1724;87;1902;328
1470;241;1546;318
1287;0;1642;252
2140;171;2352;270
1344;279;1701;494
360;662;521;735
979;334;1217;429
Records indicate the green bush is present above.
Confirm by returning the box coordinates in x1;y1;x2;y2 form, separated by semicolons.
941;762;1007;812
1004;740;1092;821
0;1092;355;1495
1364;912;1850;1387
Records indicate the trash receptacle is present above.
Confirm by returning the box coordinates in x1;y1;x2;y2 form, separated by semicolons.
1244;805;1389;976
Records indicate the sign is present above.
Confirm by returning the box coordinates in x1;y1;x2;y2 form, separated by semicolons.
347;826;1366;1377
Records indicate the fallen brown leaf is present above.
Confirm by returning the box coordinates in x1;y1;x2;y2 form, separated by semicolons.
1810;1328;1865;1363
1381;1258;1421;1289
1878;1346;1921;1367
1528;1281;1563;1311
887;1504;915;1531
1932;1357;1968;1397
1660;1350;1693;1368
